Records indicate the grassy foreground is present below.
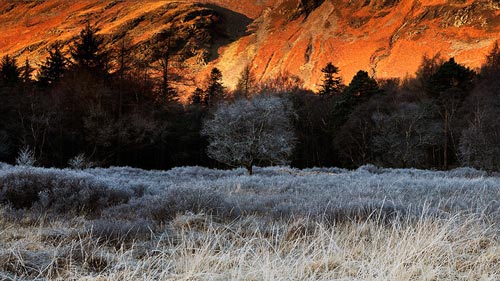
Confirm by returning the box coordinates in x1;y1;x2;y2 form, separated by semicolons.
0;164;499;280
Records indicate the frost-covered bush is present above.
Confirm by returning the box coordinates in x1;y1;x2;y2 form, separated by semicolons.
0;170;49;208
15;146;36;167
68;153;95;169
0;169;131;215
149;187;234;222
448;167;487;178
1;163;499;223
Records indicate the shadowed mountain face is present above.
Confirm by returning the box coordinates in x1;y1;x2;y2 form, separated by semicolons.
1;0;499;92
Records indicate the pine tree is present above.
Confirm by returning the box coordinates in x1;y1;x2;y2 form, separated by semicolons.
70;23;110;73
343;70;381;100
427;58;475;98
21;59;35;84
319;62;342;96
204;68;225;107
481;41;500;78
38;43;67;86
329;70;381;147
189;87;204;105
0;55;20;87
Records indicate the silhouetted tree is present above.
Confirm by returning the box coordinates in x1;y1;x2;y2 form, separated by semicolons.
0;55;20;87
412;53;446;92
70;23;110;73
427;58;476;169
20;59;35;84
204;68;225;107
235;65;256;99
344;70;381;100
481;41;500;79
256;72;303;96
149;28;182;104
319;62;342;96
329;71;382;167
38;43;67;86
329;70;381;132
189;87;204;105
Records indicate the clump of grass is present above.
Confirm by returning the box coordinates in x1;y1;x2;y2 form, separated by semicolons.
0;210;498;280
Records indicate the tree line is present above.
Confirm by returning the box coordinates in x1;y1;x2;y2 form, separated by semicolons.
1;23;500;171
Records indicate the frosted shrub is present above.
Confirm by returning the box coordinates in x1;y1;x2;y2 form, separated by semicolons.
149;187;234;222
448;167;486;178
68;153;94;169
15;146;36;167
0;169;131;215
0;170;45;209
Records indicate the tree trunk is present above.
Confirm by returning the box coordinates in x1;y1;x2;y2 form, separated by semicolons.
444;108;449;170
246;163;253;175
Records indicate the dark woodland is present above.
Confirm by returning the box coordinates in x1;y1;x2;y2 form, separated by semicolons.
1;24;500;171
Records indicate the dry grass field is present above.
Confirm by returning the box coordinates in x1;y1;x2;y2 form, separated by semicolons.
0;163;499;280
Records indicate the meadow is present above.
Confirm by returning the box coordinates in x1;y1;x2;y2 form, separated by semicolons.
0;163;499;280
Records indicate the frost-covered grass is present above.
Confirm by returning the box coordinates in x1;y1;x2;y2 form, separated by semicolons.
0;163;499;279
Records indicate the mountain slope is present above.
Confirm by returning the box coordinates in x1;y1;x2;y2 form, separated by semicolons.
214;0;500;89
0;0;499;92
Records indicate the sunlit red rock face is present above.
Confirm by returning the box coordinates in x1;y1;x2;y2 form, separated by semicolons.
215;0;500;90
1;0;499;92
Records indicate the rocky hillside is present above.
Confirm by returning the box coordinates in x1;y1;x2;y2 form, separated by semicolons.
1;0;499;92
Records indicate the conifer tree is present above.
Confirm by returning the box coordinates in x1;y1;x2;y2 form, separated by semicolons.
343;70;381;100
189;87;204;105
38;43;67;86
0;55;20;87
319;62;342;96
21;59;35;84
204;68;225;108
70;23;110;73
481;41;500;78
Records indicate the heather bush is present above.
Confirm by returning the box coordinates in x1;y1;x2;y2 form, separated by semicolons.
1;163;500;223
0;170;49;209
0;169;131;216
149;187;235;222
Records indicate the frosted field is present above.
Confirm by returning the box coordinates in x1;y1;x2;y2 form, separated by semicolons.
1;163;499;221
0;163;499;279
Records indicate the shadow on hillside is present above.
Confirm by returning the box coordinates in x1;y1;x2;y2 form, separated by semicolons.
202;3;253;62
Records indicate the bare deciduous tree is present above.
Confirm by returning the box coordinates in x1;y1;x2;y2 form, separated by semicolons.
459;98;500;170
202;96;296;175
372;102;442;168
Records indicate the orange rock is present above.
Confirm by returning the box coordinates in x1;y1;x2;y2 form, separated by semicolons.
0;0;498;94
